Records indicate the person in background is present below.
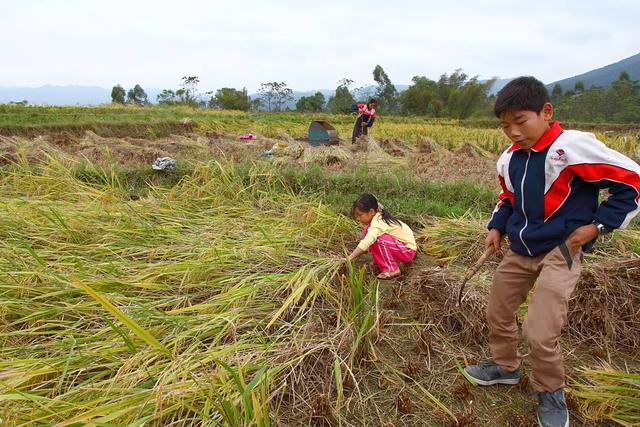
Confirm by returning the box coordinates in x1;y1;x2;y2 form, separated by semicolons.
351;98;377;143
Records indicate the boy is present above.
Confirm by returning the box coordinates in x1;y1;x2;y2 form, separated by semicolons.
464;77;640;427
351;98;377;143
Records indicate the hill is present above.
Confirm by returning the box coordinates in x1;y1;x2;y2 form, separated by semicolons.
547;52;640;91
0;85;162;106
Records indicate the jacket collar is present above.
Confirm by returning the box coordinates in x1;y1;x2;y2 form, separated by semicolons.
508;121;564;153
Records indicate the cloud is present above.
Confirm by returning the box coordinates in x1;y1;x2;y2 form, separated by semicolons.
0;0;638;90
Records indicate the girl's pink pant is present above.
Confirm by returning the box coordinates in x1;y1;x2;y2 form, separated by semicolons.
364;229;416;273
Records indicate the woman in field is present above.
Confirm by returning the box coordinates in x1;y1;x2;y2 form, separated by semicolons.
351;99;377;143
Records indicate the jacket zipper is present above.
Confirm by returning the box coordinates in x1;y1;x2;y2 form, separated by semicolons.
519;151;533;256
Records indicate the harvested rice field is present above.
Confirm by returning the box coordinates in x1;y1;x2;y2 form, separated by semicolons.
0;106;638;426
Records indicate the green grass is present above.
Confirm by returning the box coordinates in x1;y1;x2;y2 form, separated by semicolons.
66;160;498;221
274;163;497;221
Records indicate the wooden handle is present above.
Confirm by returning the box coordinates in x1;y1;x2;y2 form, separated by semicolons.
463;246;496;281
457;246;496;306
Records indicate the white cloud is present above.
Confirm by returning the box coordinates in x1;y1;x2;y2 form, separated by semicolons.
0;0;638;90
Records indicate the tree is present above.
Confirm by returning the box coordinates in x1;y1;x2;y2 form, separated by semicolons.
432;70;494;119
157;89;179;105
551;83;563;99
210;87;251;111
399;76;437;115
180;76;202;106
250;98;264;112
258;82;293;112
327;79;356;113
126;84;148;106
372;65;398;113
111;85;126;104
606;72;640;122
618;70;630;81
295;91;325;112
574;81;585;93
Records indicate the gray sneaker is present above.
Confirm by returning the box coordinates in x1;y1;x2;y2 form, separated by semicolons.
463;360;521;385
537;389;569;427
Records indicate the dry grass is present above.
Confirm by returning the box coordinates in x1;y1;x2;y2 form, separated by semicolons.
407;267;490;347
568;257;640;353
411;150;499;189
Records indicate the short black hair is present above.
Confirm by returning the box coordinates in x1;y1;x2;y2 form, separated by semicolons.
368;98;377;105
494;76;550;118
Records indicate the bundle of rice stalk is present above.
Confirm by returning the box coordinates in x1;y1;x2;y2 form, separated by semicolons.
568;257;640;353
456;141;492;158
417;214;502;265
0;156;361;425
300;145;351;166
349;136;386;154
570;365;640;426
406;266;489;346
279;140;306;159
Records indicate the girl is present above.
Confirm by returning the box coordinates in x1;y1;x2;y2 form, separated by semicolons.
347;193;417;279
351;98;377;143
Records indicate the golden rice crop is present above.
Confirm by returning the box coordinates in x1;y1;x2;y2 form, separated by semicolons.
0;157;360;425
570;365;640;426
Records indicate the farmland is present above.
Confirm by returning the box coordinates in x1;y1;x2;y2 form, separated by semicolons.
0;105;639;426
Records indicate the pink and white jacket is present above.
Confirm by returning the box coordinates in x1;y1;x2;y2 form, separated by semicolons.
357;103;376;118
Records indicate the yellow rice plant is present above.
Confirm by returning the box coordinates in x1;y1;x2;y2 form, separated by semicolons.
570;365;640;426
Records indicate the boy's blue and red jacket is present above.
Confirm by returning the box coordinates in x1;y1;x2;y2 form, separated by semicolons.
488;121;640;256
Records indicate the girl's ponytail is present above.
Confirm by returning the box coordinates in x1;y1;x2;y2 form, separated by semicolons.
379;203;401;226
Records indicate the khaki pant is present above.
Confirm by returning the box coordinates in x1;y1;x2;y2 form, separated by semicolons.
487;244;582;392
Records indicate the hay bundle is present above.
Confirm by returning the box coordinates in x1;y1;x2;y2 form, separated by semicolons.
276;130;297;144
456;141;491;158
568;257;640;353
378;138;411;157
280;141;306;159
417;215;505;266
0;135;65;165
417;137;443;154
406;267;489;346
49;131;75;146
272;143;352;168
301;146;351;166
349;136;386;154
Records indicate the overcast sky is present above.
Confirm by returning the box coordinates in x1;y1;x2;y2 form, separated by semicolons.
1;0;639;91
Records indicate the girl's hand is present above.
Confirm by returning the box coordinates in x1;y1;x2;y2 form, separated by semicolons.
348;247;366;262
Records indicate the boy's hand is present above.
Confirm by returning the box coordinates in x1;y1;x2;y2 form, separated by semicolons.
566;224;598;252
485;228;503;252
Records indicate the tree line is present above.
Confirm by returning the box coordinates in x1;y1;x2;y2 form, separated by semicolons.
110;67;639;123
550;71;640;123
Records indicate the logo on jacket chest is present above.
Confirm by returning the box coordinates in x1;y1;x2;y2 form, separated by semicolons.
549;148;568;163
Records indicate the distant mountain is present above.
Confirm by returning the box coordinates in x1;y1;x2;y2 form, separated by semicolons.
487;78;513;95
0;85;162;106
547;52;640;91
3;53;638;107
